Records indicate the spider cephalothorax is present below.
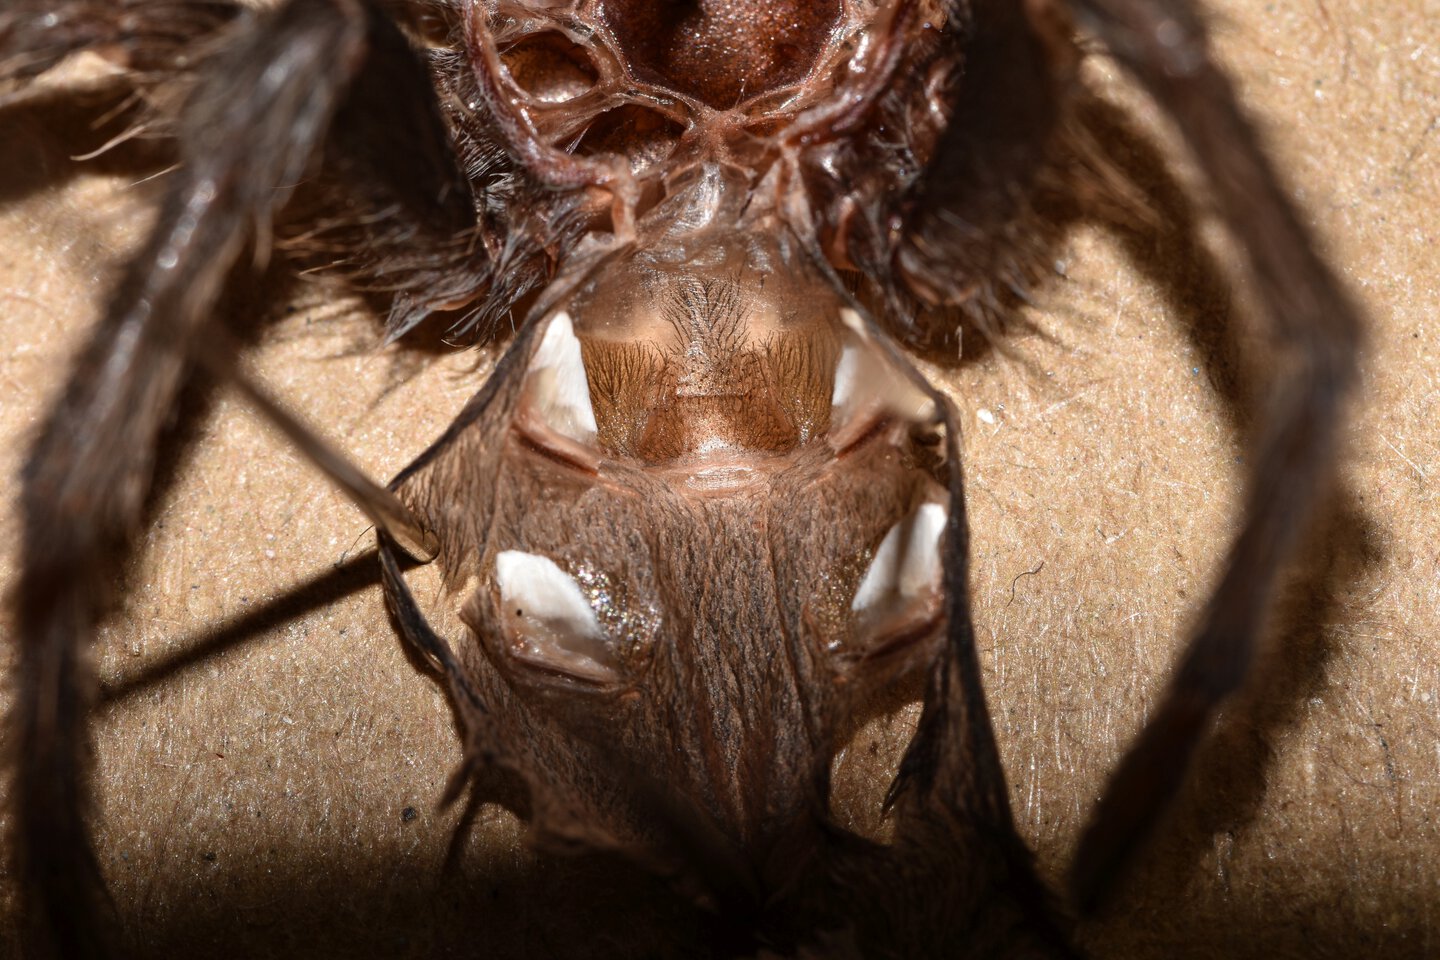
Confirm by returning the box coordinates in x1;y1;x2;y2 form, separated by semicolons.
324;0;1079;353
2;0;1361;956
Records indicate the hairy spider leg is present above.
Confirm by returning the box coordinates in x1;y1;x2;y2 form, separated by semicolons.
1066;0;1363;909
9;0;474;952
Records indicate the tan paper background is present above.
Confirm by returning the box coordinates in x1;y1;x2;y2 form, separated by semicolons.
1;0;1437;955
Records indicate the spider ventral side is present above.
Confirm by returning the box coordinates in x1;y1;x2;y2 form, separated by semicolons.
4;0;1368;953
386;170;982;941
379;0;1068;950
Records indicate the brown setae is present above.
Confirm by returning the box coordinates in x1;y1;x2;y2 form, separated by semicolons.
0;0;1370;957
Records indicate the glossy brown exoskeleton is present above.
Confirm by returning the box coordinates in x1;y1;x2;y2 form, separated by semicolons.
3;0;1361;956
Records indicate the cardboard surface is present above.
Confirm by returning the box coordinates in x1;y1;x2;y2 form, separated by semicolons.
1;0;1437;955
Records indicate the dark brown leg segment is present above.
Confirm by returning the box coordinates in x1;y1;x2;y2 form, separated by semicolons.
9;1;471;954
1065;0;1363;910
894;0;1076;312
886;396;1077;957
0;0;238;93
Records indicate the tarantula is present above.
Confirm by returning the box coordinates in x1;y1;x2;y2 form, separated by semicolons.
2;0;1361;956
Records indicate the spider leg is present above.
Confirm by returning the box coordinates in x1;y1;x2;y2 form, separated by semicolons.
877;378;1075;956
885;403;1007;826
892;0;1077;314
1064;0;1363;910
189;330;439;560
10;1;472;953
0;0;238;96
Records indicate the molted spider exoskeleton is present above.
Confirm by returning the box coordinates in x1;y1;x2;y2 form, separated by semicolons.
2;0;1362;955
